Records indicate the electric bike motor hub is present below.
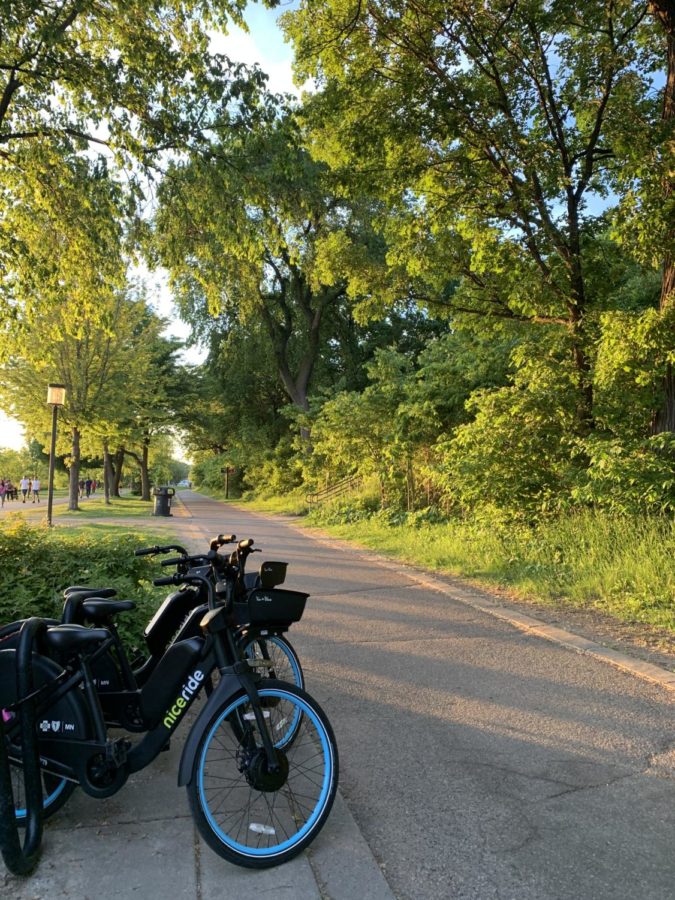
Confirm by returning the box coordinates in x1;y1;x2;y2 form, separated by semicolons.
243;747;289;793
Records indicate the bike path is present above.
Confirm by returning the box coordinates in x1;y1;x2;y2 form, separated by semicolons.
0;494;394;900
166;493;675;900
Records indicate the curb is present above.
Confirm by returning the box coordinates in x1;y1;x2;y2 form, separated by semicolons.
279;521;675;696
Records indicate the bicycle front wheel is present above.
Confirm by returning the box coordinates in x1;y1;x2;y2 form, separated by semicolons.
187;681;338;869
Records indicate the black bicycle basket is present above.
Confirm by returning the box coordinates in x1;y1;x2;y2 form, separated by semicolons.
246;588;309;627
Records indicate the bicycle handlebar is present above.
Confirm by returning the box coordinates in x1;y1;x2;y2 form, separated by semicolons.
135;544;188;557
152;574;182;587
160;553;210;568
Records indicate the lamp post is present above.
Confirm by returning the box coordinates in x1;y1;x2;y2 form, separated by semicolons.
46;384;66;526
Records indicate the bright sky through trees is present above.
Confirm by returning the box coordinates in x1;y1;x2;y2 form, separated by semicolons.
0;2;295;452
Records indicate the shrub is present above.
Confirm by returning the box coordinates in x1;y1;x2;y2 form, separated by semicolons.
0;519;166;651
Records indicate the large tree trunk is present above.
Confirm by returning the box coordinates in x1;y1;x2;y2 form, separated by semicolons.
650;1;675;433
103;441;114;506
112;447;124;497
125;438;151;501
68;426;80;511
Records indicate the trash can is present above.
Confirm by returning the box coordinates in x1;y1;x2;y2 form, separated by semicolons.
152;486;175;517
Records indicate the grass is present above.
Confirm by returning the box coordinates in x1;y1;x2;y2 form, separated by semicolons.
300;502;675;631
54;492;155;519
168;485;675;632
194;485;309;516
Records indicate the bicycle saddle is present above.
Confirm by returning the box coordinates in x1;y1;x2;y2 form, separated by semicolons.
43;624;111;653
81;599;136;623
64;586;117;599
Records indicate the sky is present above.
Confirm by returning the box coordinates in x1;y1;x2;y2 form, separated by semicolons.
0;2;297;453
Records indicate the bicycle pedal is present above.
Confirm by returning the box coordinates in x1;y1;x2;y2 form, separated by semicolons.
106;737;130;768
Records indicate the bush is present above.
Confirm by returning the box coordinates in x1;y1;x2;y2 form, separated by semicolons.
308;493;380;525
0;519;166;652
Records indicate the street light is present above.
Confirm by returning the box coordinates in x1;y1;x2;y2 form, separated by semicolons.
46;383;66;526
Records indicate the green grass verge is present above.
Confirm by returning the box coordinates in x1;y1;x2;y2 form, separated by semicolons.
168;487;675;632
307;506;675;631
194;485;309;516
54;492;154;518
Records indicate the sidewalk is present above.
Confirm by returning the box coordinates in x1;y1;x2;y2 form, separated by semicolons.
3;725;393;900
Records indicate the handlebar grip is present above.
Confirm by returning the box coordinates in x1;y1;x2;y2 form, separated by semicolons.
238;538;254;550
160;556;184;567
153;574;180;587
135;546;159;557
209;533;236;551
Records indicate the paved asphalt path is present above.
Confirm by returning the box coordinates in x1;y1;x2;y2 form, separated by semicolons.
172;492;675;900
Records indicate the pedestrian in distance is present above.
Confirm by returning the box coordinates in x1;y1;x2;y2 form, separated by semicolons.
0;479;6;508
20;475;29;502
78;478;85;498
85;478;92;498
32;475;41;503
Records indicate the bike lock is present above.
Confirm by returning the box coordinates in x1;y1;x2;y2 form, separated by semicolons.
0;617;46;876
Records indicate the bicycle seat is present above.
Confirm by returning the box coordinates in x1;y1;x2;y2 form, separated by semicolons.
64;586;117;600
81;599;136;622
43;624;111;653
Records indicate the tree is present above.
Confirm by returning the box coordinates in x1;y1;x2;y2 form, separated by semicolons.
645;1;674;431
153;109;388;415
113;320;184;501
0;290;166;508
283;0;667;436
0;150;129;338
0;0;262;168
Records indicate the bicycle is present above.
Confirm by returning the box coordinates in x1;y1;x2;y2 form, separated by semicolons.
2;536;306;822
1;542;338;869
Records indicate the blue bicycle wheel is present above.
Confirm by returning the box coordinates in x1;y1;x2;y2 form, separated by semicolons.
10;764;74;824
242;635;304;690
187;681;338;868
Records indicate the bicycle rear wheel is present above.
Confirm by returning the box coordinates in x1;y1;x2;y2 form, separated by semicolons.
242;634;304;689
9;763;75;824
0;649;83;823
187;681;338;868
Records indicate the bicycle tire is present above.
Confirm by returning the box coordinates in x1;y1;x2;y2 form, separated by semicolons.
187;680;338;868
10;766;76;825
0;649;85;824
205;633;305;701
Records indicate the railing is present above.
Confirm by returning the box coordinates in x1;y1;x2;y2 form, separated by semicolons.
306;474;363;506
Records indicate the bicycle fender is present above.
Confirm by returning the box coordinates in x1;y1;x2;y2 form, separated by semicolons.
177;673;243;787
